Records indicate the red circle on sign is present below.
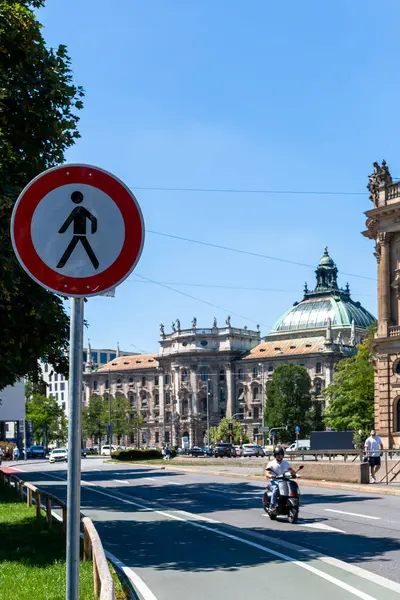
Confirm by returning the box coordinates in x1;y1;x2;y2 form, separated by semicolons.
11;164;144;297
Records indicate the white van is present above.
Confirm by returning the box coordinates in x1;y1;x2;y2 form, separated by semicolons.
101;444;117;456
287;439;310;452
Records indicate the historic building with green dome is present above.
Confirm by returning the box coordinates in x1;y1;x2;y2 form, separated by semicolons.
83;249;376;447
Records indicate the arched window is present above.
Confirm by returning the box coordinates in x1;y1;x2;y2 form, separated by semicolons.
200;368;208;382
129;395;135;408
117;378;122;386
93;380;98;391
238;368;244;381
219;369;225;382
182;369;188;382
129;376;134;384
140;390;147;401
253;387;259;400
253;366;258;378
253;406;259;420
316;362;322;374
396;398;400;432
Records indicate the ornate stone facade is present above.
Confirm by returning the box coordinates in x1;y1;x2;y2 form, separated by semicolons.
83;250;375;447
364;161;400;448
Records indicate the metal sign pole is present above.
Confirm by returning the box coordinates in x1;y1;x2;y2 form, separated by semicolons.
66;297;84;600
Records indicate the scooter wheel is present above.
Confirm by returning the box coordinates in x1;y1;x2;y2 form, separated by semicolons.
288;509;299;524
269;512;277;521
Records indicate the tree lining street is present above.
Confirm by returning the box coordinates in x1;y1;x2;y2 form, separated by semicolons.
7;459;400;600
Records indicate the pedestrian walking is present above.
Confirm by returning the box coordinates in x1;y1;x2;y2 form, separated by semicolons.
364;429;383;483
13;446;20;461
5;447;11;461
164;444;171;461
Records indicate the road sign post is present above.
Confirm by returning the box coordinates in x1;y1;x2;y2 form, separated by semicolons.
11;164;144;600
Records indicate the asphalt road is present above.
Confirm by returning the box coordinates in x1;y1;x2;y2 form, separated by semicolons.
6;458;400;600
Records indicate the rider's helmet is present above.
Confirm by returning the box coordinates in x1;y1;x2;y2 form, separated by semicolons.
273;446;285;458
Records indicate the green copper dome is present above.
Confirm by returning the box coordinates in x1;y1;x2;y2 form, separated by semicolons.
269;248;376;334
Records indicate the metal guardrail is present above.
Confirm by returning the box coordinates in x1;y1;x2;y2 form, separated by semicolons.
0;470;114;599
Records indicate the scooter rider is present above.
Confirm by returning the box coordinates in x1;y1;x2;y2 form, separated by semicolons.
265;446;296;513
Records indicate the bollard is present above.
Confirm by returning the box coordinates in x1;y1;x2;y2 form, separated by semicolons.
46;496;53;527
19;481;24;500
27;487;32;507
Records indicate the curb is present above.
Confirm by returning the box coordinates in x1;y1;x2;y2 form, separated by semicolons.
132;463;400;496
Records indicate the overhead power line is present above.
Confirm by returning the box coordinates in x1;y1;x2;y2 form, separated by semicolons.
134;273;270;328
146;230;377;282
131;185;366;196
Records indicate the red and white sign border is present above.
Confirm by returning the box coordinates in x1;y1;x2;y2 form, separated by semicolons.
11;163;145;297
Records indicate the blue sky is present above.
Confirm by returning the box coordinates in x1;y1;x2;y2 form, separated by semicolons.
39;0;400;353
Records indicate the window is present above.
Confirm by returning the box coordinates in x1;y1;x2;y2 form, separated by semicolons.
154;394;159;406
117;378;122;386
238;388;244;401
93;380;98;391
129;377;134;385
141;391;147;406
182;369;189;382
268;365;274;373
253;366;258;378
62;402;66;411
396;398;400;432
155;375;159;385
316;362;322;374
141;377;146;386
109;353;116;361
238;369;244;381
100;352;107;364
54;373;58;381
49;384;52;392
165;374;170;385
200;340;208;347
44;363;48;373
238;407;244;420
54;383;58;392
253;407;259;420
200;368;208;382
105;379;109;390
219;388;226;402
219;369;225;382
61;392;64;402
165;431;170;443
155;431;160;444
130;433;135;444
253;387;259;400
49;373;53;381
166;392;171;404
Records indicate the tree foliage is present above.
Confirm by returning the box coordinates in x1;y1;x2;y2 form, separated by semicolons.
82;395;143;446
26;393;65;445
324;326;376;432
265;364;319;443
207;417;248;444
0;0;84;390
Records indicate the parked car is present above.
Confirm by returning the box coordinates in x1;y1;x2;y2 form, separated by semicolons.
242;444;265;457
101;444;117;456
83;447;97;455
26;445;46;459
213;443;236;458
49;448;68;463
287;440;310;452
234;445;243;457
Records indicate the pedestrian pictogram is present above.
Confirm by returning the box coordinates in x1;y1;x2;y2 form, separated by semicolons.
57;191;99;269
10;164;144;297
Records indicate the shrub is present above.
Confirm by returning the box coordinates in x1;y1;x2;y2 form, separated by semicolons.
112;448;177;461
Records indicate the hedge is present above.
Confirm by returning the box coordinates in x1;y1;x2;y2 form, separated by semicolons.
112;448;177;461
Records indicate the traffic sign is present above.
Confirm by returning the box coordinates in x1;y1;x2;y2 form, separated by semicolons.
262;426;270;433
295;425;300;433
11;164;144;297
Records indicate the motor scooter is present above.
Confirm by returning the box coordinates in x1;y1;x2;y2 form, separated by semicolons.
262;465;303;524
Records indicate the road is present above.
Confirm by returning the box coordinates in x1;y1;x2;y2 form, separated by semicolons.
6;458;400;600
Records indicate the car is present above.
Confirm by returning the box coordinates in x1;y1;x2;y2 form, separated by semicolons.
26;445;46;459
186;446;208;457
49;448;68;463
287;440;310;452
83;447;98;455
101;444;117;456
242;444;265;457
234;445;243;457
213;443;236;458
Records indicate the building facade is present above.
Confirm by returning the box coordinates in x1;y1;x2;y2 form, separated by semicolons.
40;343;131;413
83;250;376;447
364;160;400;448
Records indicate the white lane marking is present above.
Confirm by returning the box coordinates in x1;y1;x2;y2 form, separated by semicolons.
41;472;400;595
76;484;378;600
302;523;345;533
143;477;156;481
167;481;182;485
325;509;381;521
105;549;159;600
113;479;130;484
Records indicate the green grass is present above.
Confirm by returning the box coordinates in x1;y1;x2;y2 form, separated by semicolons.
0;483;127;600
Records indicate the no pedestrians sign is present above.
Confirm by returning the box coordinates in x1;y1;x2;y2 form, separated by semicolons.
11;164;144;297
